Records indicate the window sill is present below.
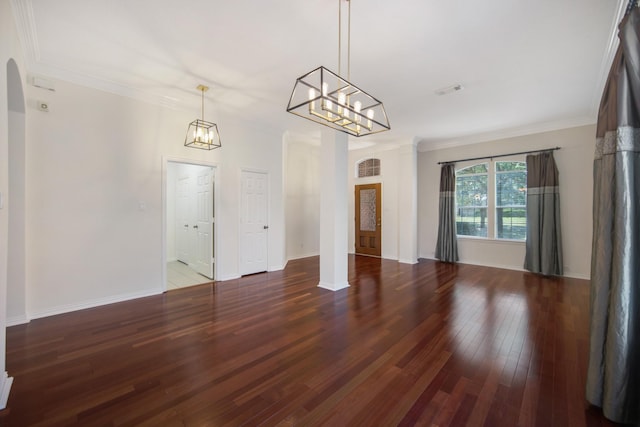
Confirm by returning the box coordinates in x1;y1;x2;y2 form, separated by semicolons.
457;236;525;245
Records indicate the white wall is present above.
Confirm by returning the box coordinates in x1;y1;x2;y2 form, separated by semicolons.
418;125;595;279
397;143;418;264
24;77;286;319
285;137;320;260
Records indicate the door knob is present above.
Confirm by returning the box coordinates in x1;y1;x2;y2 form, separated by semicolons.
263;225;269;229
193;225;199;229
184;224;188;227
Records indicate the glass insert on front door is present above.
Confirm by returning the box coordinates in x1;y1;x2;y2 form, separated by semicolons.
360;189;377;231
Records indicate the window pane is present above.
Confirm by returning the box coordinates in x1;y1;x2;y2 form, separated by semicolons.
456;164;488;238
496;161;526;172
456;175;488;207
456;207;488;237
496;171;527;206
496;207;526;239
359;189;377;232
496;161;526;240
457;163;488;175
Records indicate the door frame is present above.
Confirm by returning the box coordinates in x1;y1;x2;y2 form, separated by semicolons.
162;156;219;291
239;167;270;276
354;182;382;257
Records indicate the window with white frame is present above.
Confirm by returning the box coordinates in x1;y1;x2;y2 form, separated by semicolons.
455;160;527;240
455;163;488;237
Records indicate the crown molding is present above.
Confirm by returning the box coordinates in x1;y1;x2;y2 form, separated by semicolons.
30;61;182;109
10;0;39;66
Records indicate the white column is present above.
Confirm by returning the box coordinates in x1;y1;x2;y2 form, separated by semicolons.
398;142;418;264
318;129;350;291
0;372;13;409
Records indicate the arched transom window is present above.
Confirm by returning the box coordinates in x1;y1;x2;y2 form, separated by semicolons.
357;158;381;178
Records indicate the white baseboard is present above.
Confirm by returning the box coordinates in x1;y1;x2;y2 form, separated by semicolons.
419;256;590;280
0;371;13;410
6;313;29;327
462;259;526;273
421;255;527;273
562;270;590;280
268;262;287;272
318;281;350;291
287;252;319;261
398;258;419;265
28;288;163;320
218;274;242;281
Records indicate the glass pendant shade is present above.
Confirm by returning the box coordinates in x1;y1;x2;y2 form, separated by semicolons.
185;85;221;150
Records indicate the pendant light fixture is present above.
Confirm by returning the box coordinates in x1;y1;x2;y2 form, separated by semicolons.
286;0;390;137
185;84;222;150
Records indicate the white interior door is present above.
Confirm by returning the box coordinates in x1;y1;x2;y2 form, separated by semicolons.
193;167;214;279
240;170;268;275
175;174;191;264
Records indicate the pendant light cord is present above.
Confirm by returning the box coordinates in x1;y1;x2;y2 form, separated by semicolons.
348;0;351;81
338;0;352;80
201;88;205;121
338;0;341;78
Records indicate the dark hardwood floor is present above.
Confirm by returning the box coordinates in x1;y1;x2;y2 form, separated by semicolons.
1;256;619;426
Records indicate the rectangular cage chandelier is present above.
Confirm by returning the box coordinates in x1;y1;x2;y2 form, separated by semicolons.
287;66;390;137
286;0;390;137
185;84;222;150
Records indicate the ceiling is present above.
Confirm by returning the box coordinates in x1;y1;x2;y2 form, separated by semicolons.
11;0;624;150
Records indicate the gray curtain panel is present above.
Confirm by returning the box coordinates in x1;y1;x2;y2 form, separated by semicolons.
586;4;640;424
435;163;458;263
523;151;563;275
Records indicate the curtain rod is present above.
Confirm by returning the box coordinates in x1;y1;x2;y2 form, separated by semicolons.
437;146;561;165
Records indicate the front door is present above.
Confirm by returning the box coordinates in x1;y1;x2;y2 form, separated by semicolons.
355;183;382;256
240;170;269;275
